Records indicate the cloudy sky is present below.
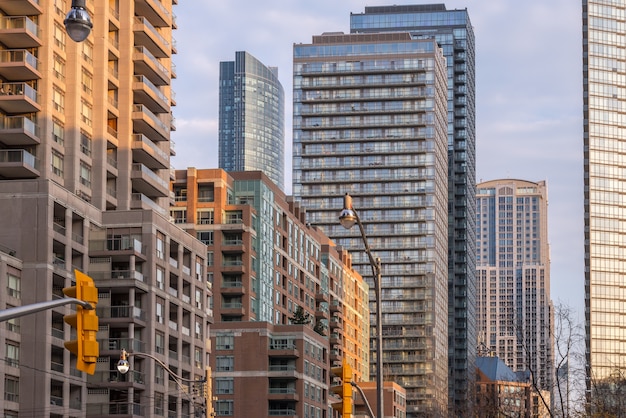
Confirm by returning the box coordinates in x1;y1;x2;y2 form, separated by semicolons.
171;1;583;317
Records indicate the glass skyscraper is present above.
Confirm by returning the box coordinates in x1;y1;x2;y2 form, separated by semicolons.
219;51;285;190
583;0;626;403
350;5;477;414
292;32;450;416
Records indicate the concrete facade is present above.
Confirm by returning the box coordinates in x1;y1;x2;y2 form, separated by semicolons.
0;1;215;417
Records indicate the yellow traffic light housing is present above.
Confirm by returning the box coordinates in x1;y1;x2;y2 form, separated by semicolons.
331;360;353;417
63;270;99;374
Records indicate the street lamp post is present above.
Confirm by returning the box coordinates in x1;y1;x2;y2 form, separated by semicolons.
117;349;207;417
339;193;384;418
64;0;93;42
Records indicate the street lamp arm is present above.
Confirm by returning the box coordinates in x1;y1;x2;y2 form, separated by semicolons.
0;297;93;322
118;348;205;384
351;381;376;418
350;207;382;281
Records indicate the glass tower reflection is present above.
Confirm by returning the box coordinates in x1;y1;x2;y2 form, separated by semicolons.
219;51;285;190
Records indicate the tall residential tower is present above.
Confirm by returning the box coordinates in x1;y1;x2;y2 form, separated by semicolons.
293;32;450;416
476;179;554;392
583;0;626;403
0;1;214;417
219;51;285;190
349;5;477;413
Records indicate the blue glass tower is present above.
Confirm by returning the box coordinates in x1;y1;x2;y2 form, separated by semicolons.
350;5;476;415
219;51;285;190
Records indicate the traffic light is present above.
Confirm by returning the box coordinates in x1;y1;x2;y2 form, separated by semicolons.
63;269;99;375
331;360;353;417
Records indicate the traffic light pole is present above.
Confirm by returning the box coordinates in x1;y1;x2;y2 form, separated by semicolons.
0;298;94;322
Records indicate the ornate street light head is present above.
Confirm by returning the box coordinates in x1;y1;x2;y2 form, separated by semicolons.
117;349;130;374
64;0;93;42
339;193;357;229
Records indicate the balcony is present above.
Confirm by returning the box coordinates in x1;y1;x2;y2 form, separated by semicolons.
0;16;41;48
133;75;169;114
97;305;147;324
131;134;168;169
132;104;169;141
135;0;171;28
0;0;42;15
87;402;144;417
0;49;40;81
131;162;169;197
269;343;300;359
220;280;246;296
133;17;170;58
0;82;40;113
0;149;39;178
100;337;146;354
133;46;169;86
130;192;167;216
0;116;39;146
88;236;147;262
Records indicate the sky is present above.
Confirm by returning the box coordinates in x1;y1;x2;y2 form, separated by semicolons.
171;1;584;319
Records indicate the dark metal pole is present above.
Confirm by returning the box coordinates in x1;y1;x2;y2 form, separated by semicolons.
350;206;384;418
0;298;93;322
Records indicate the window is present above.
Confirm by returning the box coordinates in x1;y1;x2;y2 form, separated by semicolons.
215;356;233;372
81;68;93;94
53;23;66;50
4;376;19;402
80;131;92;157
6;314;19;333
156;232;165;259
53;53;65;80
195;317;202;339
154;392;164;416
52;86;64;112
195;287;202;309
198;184;214;202
5;342;19;367
52;119;64;145
79;162;91;187
51;150;64;177
155;331;165;355
7;273;20;299
215;400;233;416
171;209;187;224
156;297;164;324
155;364;165;385
194;346;202;369
81;99;93;126
54;0;66;16
156;267;165;290
82;41;93;64
207;251;213;267
215;378;234;394
197;231;213;245
215;334;233;350
197;210;214;225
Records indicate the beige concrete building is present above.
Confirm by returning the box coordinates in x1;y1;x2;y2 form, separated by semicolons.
476;180;554;393
0;1;214;417
171;168;371;417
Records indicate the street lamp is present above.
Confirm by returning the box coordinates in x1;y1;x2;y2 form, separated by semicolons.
64;0;93;42
339;193;383;418
117;349;207;417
